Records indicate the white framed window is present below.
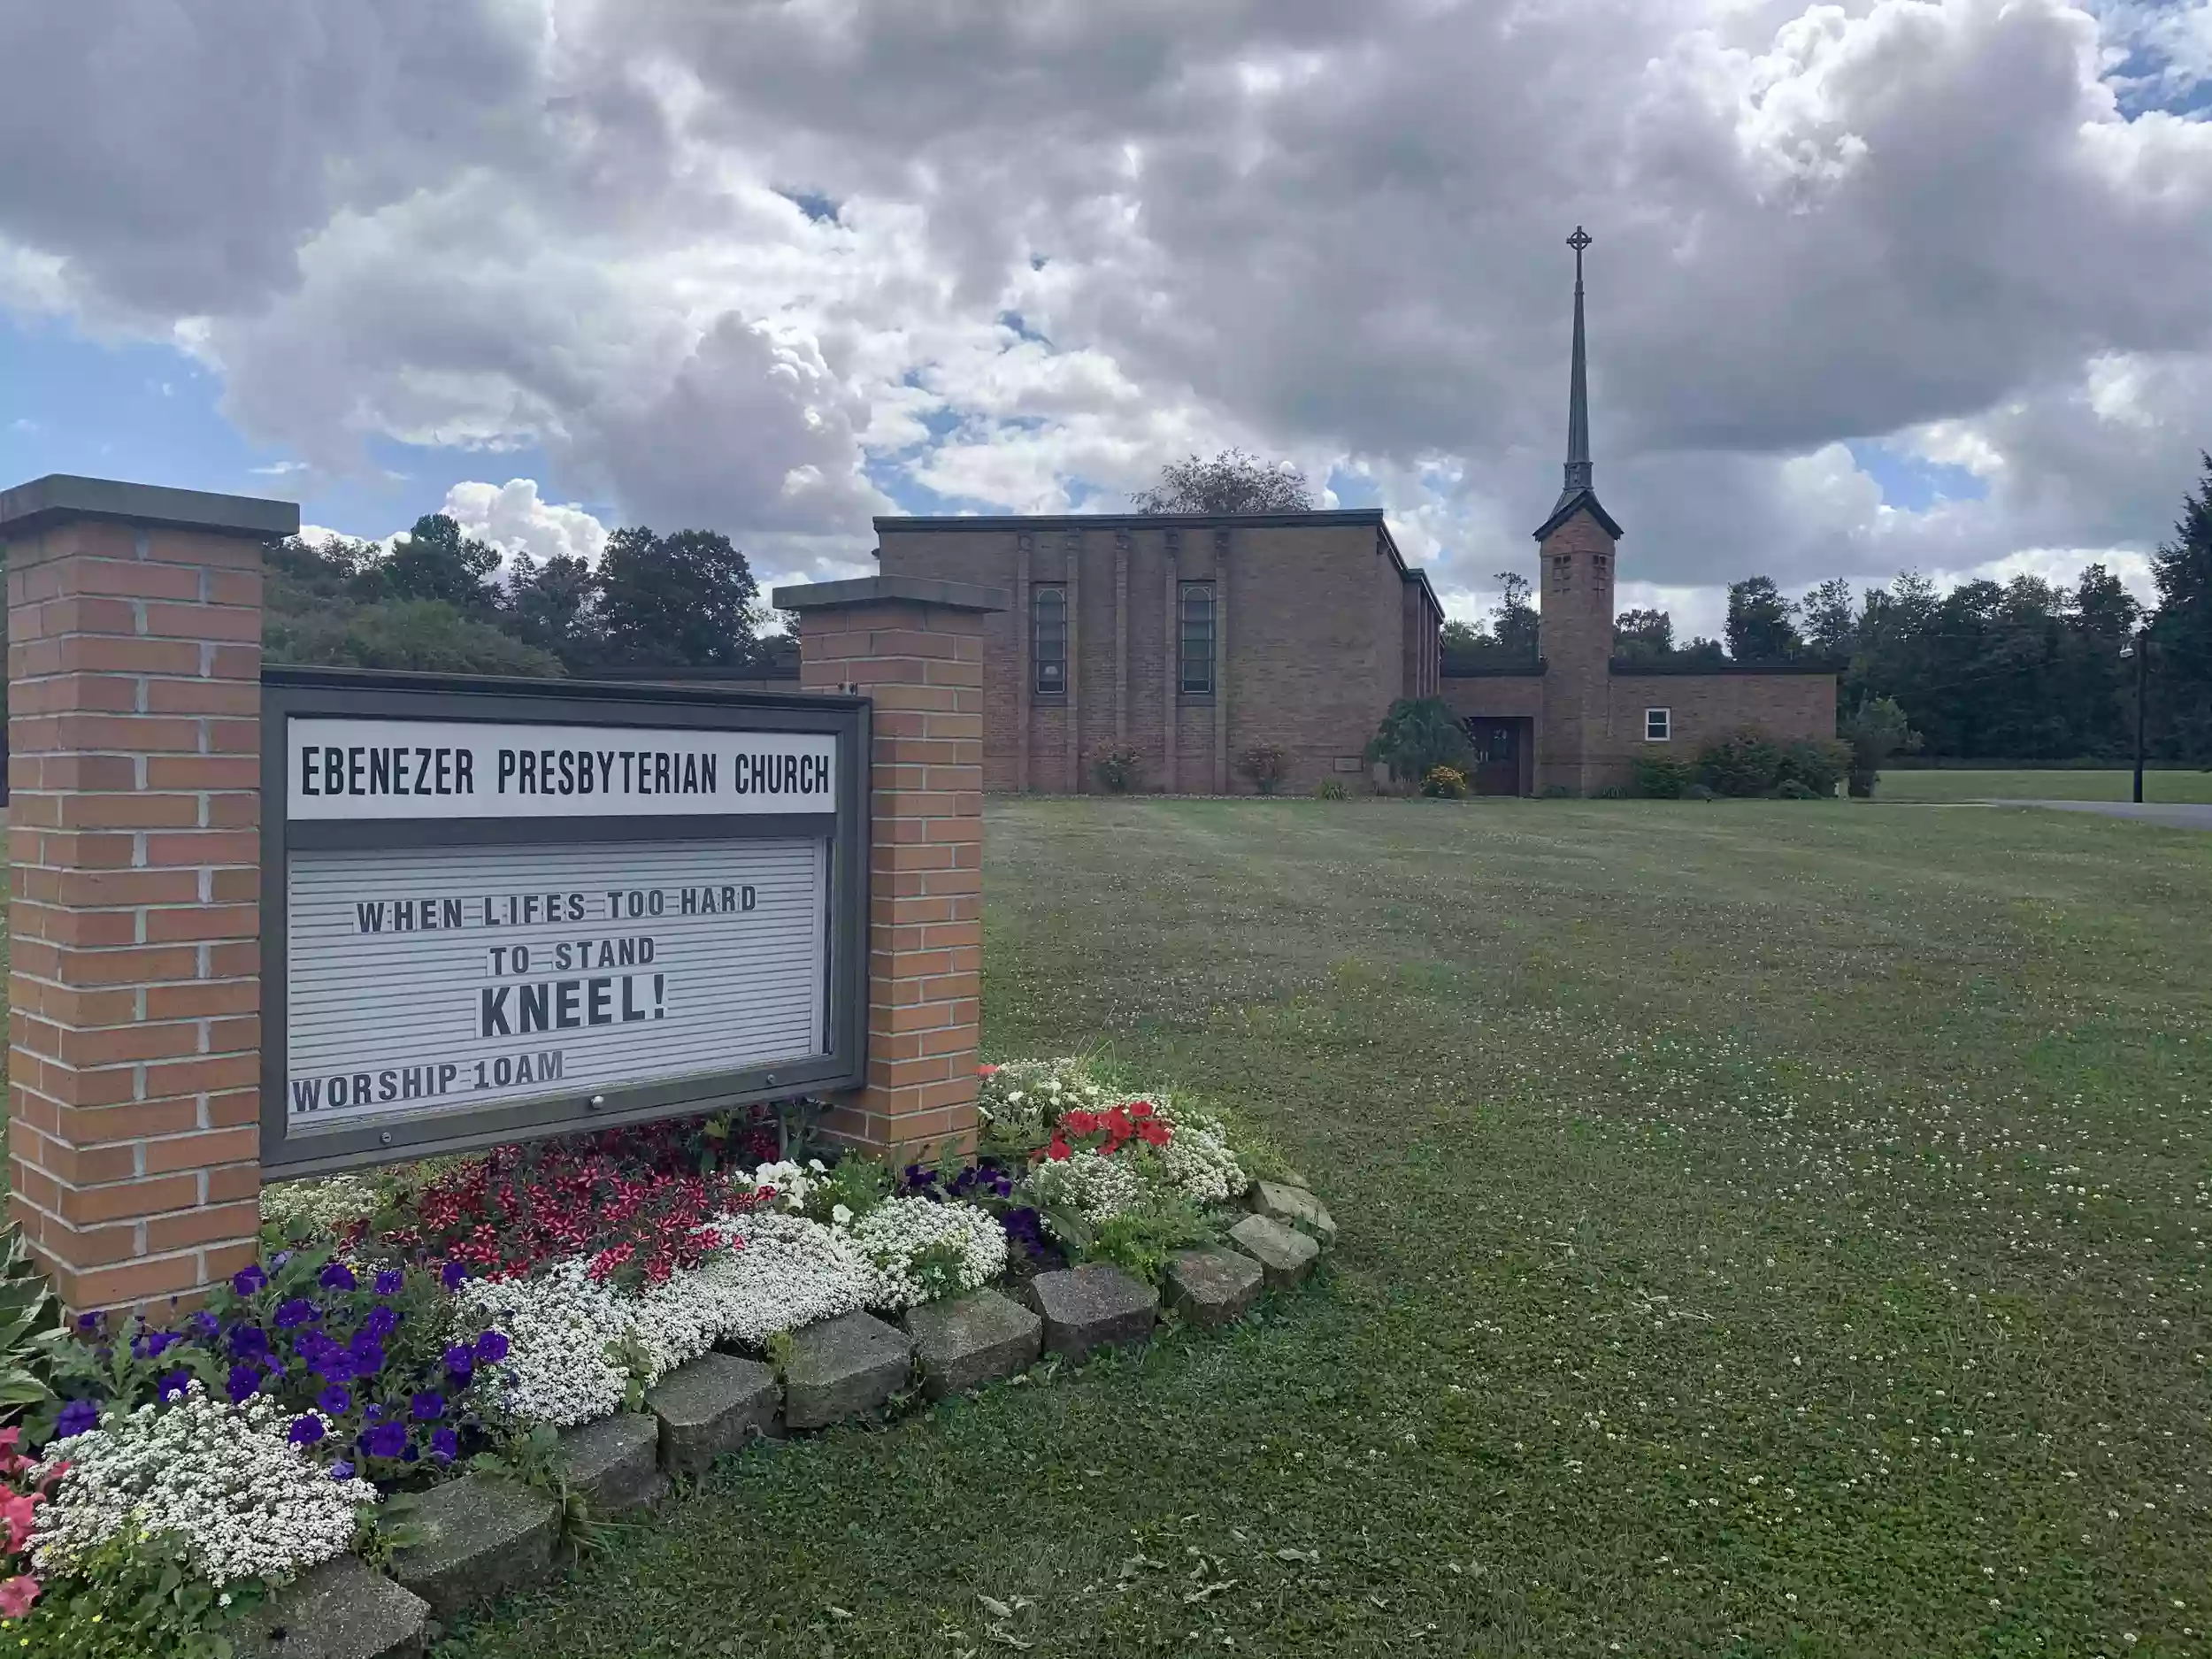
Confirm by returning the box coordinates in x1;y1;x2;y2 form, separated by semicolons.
1644;707;1671;742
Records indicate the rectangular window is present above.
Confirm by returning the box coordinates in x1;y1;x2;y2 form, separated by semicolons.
1645;707;1671;742
1179;582;1216;695
1033;586;1067;695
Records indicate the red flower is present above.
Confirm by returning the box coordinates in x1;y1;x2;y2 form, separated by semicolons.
1129;1101;1155;1119
977;1063;999;1077
1136;1120;1171;1148
1044;1135;1071;1162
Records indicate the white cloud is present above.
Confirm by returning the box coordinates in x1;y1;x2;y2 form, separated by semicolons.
0;0;2208;637
440;479;610;568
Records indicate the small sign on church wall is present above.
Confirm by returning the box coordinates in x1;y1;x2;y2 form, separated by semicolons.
260;671;870;1175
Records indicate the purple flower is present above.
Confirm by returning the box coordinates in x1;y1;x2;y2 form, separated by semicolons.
288;1415;326;1447
373;1269;405;1297
226;1363;264;1404
317;1384;353;1416
442;1343;476;1382
362;1304;399;1340
365;1405;384;1422
1002;1207;1047;1257
132;1328;182;1361
230;1324;271;1361
319;1261;358;1292
53;1398;99;1440
359;1421;407;1459
411;1391;445;1422
157;1370;190;1402
430;1427;459;1463
231;1263;268;1296
347;1334;386;1377
330;1460;356;1481
441;1261;469;1291
273;1298;316;1329
188;1310;220;1340
75;1311;104;1333
473;1330;509;1364
273;1250;293;1270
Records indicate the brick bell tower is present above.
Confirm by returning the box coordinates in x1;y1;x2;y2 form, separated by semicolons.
1533;226;1624;796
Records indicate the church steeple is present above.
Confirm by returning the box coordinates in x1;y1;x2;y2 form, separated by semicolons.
1535;226;1622;541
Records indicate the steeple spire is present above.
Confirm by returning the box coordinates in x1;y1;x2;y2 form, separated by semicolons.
1535;226;1621;541
1561;225;1594;505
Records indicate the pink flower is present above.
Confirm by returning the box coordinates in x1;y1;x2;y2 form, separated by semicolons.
977;1064;999;1077
0;1573;40;1618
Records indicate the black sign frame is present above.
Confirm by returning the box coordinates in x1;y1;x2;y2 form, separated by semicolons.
259;666;870;1176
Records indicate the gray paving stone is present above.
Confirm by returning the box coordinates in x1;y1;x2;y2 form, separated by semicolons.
783;1310;916;1428
557;1410;667;1513
1024;1263;1159;1360
389;1474;558;1620
1227;1213;1321;1291
1163;1247;1263;1328
903;1289;1042;1398
1252;1179;1337;1245
646;1352;781;1478
241;1554;429;1659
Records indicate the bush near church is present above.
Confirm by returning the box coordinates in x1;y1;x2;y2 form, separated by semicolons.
1690;728;1852;798
1367;697;1473;790
1237;743;1290;795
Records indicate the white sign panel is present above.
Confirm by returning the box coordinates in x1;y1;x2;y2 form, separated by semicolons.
288;718;837;820
284;838;828;1129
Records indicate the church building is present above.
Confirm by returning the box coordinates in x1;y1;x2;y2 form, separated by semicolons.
869;230;1836;796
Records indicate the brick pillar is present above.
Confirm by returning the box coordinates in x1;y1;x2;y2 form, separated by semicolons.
2;475;292;1311
774;574;1009;1160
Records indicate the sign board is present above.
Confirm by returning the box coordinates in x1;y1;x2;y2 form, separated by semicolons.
260;671;869;1175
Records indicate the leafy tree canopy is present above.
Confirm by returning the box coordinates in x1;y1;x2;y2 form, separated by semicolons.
1132;449;1314;515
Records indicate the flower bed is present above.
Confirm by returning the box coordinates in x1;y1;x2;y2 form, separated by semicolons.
1;1058;1326;1651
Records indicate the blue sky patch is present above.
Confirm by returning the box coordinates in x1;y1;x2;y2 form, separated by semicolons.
1847;441;1988;512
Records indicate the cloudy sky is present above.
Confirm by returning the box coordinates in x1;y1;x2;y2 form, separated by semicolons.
2;0;2208;639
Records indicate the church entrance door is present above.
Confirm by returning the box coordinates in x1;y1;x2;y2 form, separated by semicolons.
1467;718;1526;795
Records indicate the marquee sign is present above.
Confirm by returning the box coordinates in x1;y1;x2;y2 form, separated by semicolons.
259;670;869;1175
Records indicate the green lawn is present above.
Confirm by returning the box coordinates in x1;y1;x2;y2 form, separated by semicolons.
1877;766;2212;803
440;796;2212;1658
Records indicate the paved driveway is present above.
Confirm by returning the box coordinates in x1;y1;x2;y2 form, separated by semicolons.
1997;800;2212;831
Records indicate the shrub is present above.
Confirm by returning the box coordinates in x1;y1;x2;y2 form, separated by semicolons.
1314;778;1349;801
1684;782;1717;802
1366;697;1471;787
1841;695;1922;797
1778;779;1818;800
1092;746;1143;794
1419;764;1470;799
1237;742;1290;795
1694;728;1785;797
1594;784;1632;799
1631;754;1694;799
1540;783;1574;799
1777;737;1851;797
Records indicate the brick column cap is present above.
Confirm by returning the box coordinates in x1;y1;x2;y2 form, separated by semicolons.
775;575;1009;615
0;474;299;542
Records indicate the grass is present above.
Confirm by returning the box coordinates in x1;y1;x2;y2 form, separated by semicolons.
435;795;2212;1657
1877;766;2212;803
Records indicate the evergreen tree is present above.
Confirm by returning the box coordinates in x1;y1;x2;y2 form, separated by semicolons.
2149;453;2212;762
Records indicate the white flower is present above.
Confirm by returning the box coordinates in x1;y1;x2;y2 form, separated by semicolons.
453;1258;634;1428
1024;1150;1143;1228
977;1057;1113;1141
831;1203;854;1228
1155;1112;1247;1205
634;1212;873;1361
847;1198;1009;1310
32;1385;375;1586
750;1160;815;1211
259;1174;380;1238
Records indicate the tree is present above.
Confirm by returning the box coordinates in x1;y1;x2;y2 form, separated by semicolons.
503;551;599;664
1440;618;1485;657
1726;576;1802;662
1840;695;1922;797
265;596;565;678
373;515;503;615
1132;449;1314;514
592;526;766;670
1366;696;1472;787
2149;452;2212;763
1491;572;1540;663
1613;608;1674;663
1801;578;1857;661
